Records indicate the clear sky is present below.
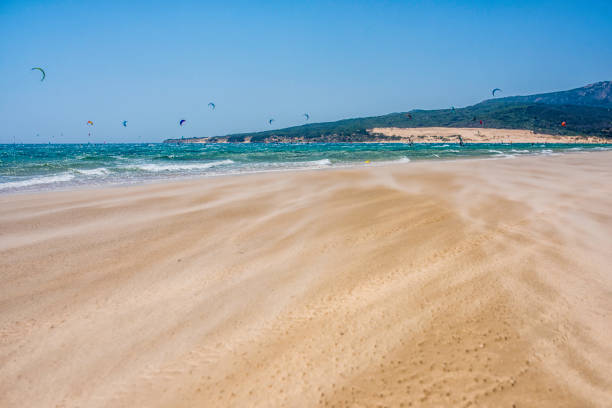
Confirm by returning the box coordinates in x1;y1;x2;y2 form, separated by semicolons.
1;0;611;143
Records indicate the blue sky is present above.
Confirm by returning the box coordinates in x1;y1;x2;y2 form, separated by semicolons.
1;0;611;143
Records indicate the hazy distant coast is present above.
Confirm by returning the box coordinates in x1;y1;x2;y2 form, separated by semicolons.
165;127;611;144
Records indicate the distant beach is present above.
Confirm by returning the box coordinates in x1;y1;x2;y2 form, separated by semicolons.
167;127;612;144
370;127;611;144
1;151;611;407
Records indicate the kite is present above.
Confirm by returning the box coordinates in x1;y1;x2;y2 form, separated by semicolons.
208;102;215;110
268;119;274;125
87;120;94;126
492;88;502;96
304;113;310;120
122;121;128;127
179;119;186;126
31;67;45;81
561;121;566;127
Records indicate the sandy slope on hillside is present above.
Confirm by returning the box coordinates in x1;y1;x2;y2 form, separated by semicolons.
1;152;611;407
370;127;610;143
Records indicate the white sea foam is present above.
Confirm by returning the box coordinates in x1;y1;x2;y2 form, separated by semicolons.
367;156;411;166
253;159;332;169
0;173;75;190
305;159;332;166
393;156;411;163
511;149;530;153
74;167;110;176
491;153;517;159
489;150;517;159
434;144;450;148
127;160;234;172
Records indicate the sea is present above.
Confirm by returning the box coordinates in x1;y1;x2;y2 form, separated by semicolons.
1;143;610;193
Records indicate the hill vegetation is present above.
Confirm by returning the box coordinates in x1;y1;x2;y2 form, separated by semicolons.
493;80;612;108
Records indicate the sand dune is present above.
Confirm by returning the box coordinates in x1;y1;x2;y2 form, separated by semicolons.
370;127;610;144
1;152;611;407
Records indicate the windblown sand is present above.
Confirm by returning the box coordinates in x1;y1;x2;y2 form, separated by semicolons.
1;152;611;407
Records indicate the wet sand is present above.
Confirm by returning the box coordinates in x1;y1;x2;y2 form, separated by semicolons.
1;152;611;407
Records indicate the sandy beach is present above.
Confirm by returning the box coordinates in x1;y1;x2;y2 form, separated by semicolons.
370;127;611;144
1;152;611;407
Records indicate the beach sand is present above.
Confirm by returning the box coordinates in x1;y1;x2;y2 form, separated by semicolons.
1;152;611;407
370;127;611;144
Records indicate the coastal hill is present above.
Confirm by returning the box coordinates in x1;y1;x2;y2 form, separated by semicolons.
493;80;612;108
165;81;612;143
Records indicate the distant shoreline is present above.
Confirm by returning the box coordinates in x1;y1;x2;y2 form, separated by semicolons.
165;127;610;144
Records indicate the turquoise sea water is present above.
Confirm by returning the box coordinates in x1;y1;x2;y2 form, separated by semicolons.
1;143;610;193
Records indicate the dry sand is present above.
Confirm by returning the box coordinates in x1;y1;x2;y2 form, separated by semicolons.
1;152;612;407
370;127;611;144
